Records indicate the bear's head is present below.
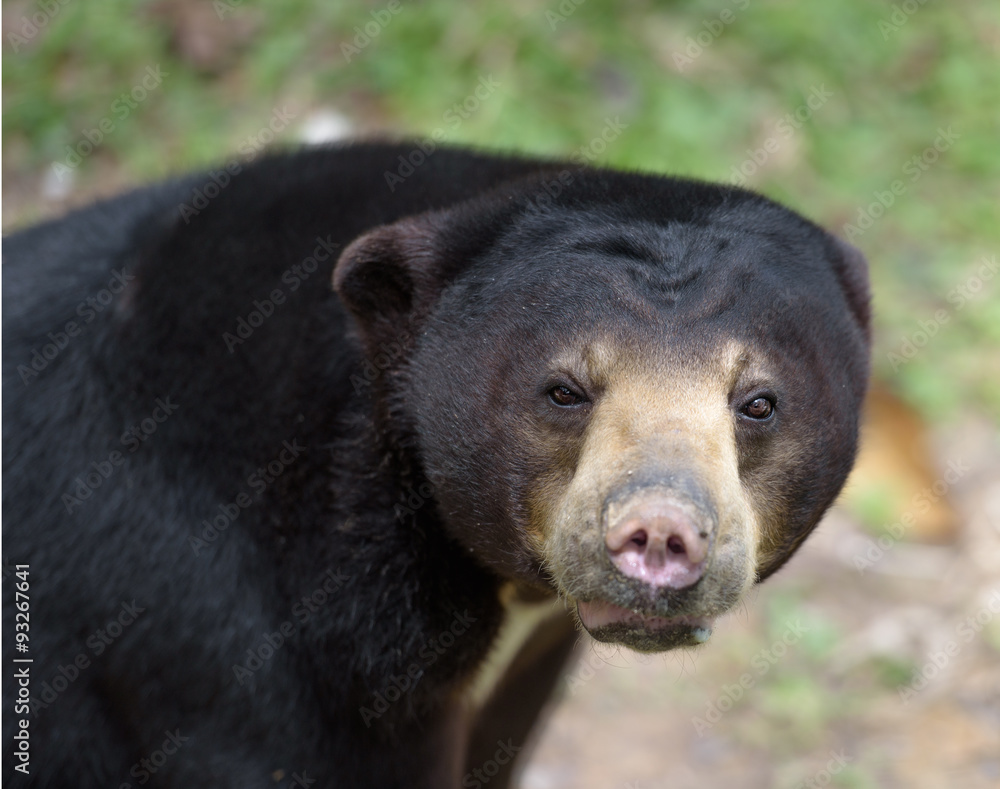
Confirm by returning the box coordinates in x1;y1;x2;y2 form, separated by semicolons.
334;169;870;653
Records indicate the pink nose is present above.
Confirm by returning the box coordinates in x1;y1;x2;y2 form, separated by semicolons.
605;499;710;589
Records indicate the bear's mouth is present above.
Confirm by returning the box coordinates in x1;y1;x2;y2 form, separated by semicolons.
575;599;714;653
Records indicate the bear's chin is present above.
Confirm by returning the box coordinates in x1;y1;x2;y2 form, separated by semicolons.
576;599;714;653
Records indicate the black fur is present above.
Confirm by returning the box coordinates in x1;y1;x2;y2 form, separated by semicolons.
2;142;869;788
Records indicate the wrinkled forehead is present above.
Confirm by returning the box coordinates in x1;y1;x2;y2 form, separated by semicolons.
467;214;820;367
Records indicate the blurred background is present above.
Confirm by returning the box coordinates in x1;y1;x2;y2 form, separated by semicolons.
3;1;998;786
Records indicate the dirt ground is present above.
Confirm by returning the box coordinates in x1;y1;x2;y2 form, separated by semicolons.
518;415;1000;789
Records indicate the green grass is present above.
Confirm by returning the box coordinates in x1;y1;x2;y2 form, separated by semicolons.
4;0;998;418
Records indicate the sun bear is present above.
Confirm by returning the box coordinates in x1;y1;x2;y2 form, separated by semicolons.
2;142;870;788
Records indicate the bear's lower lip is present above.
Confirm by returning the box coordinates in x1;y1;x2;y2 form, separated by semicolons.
576;599;714;652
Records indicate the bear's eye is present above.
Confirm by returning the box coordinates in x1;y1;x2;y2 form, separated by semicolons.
548;385;585;407
741;396;775;420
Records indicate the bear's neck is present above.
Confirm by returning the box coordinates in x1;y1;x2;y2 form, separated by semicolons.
273;396;505;732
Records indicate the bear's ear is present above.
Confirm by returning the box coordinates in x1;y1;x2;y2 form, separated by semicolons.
829;236;871;343
332;214;448;355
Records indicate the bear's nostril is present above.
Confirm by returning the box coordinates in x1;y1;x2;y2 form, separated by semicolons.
667;535;686;555
604;497;711;589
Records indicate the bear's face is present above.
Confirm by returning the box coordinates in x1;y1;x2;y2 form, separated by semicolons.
335;186;870;653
